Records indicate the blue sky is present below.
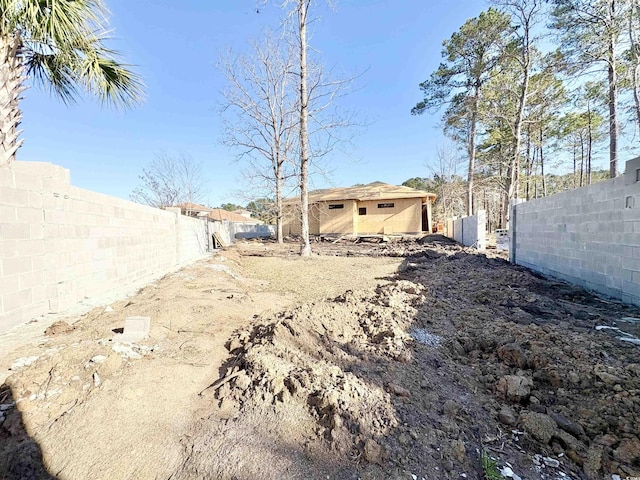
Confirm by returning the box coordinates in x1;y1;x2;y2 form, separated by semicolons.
19;0;495;206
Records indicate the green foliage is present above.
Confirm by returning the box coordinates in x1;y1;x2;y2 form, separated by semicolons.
481;450;505;480
412;8;513;116
1;0;144;108
220;203;244;212
246;198;277;224
402;177;429;190
543;169;609;193
549;0;626;72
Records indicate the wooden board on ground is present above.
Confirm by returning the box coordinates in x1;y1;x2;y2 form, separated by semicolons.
213;232;228;248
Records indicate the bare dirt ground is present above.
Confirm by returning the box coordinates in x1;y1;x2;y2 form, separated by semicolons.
1;235;640;480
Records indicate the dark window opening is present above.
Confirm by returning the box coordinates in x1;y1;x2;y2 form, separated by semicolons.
378;202;394;209
328;204;344;210
359;207;367;216
636;168;640;182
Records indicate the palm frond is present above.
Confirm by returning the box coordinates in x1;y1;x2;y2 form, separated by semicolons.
78;47;145;108
6;0;144;108
21;0;107;47
24;49;80;104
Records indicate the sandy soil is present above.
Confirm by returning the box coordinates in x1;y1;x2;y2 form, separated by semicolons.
1;236;639;480
0;244;402;479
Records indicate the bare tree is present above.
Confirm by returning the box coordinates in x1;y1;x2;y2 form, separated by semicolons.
218;32;298;243
280;0;361;255
427;144;466;223
130;152;206;208
250;1;359;254
290;0;313;256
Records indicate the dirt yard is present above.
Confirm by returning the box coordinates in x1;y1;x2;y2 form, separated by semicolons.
1;235;639;480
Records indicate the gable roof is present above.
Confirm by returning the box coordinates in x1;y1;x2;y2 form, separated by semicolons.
173;202;213;212
207;208;262;223
284;182;436;205
232;209;253;217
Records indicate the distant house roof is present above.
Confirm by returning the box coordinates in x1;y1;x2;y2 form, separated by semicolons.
207;208;262;224
284;182;436;205
173;202;213;213
232;209;253;218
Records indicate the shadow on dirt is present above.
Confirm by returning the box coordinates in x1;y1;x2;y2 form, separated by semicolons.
0;383;56;480
179;238;640;479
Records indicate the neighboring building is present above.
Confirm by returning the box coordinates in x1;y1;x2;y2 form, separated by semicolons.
232;209;254;219
283;182;436;236
173;202;213;217
172;204;264;225
207;208;263;224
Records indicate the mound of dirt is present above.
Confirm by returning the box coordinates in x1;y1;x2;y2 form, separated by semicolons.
181;283;427;478
180;239;640;480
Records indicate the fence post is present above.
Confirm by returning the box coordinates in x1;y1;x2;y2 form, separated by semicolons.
508;199;524;263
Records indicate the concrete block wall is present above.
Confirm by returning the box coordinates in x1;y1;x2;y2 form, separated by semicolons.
445;210;487;250
511;157;640;307
0;161;208;332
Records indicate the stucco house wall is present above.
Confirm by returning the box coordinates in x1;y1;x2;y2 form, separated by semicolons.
318;200;357;234
282;182;436;236
355;198;422;234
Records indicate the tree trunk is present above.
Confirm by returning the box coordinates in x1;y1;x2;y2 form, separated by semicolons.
580;133;585;187
467;89;479;217
525;125;532;201
633;63;640;136
297;0;311;256
509;35;531;206
629;1;640;136
608;0;619;178
0;33;25;167
539;126;546;197
587;102;593;185
573;143;577;188
275;158;284;244
503;16;532;226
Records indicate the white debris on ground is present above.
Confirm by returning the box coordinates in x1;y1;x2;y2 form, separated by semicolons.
90;355;107;364
410;328;441;347
97;339;158;360
500;464;522;480
206;263;241;280
530;454;577;480
9;355;40;371
619;317;640;323
595;325;640;346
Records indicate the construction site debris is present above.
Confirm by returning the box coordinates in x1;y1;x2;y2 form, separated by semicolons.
2;236;640;480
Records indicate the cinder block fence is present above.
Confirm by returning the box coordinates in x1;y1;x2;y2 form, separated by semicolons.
444;210;487;250
511;157;640;307
0;161;208;333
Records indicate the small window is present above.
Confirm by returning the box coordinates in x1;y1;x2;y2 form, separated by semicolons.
636;169;640;183
359;207;367;216
626;196;634;209
328;204;344;210
377;202;395;209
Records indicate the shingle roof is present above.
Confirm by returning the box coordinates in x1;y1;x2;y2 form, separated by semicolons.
284;182;436;205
